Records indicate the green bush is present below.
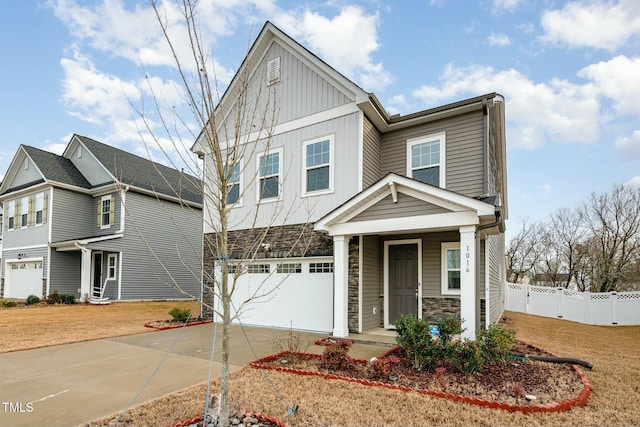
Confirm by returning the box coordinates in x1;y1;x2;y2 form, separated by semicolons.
59;294;76;304
168;307;191;323
26;295;41;305
450;339;485;374
478;324;516;364
46;291;60;305
436;314;463;348
1;299;18;308
395;314;442;370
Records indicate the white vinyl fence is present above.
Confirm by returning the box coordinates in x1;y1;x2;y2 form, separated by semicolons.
505;282;640;325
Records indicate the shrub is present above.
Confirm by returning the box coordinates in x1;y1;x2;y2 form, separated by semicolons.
26;295;41;306
168;307;191;323
450;339;485;374
1;299;18;308
46;291;60;305
59;294;76;305
368;355;402;381
436;315;463;347
478;324;516;364
269;324;310;354
319;339;353;371
395;314;442;369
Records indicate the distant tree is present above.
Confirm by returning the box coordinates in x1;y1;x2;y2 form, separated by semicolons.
506;218;541;283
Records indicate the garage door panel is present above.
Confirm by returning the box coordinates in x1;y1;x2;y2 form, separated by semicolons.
230;260;333;333
6;261;43;299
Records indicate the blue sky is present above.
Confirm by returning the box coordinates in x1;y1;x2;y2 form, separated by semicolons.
1;0;639;240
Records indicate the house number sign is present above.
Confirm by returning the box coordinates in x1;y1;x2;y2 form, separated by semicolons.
465;245;471;273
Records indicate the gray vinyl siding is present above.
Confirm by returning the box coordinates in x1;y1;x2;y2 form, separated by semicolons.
49;250;81;297
103;191;201;300
51;188;94;242
362;117;381;189
487;106;503;198
263;41;352;124
220;112;362;231
351;193;450;222
10;155;43;188
69;143;113;186
1;191;50;248
380;110;485;198
487;233;505;325
361;235;381;330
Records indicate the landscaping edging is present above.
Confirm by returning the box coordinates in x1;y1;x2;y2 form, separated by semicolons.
168;410;288;427
250;345;591;413
144;319;212;330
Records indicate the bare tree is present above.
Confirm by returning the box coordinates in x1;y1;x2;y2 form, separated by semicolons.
542;208;584;288
506;218;541;283
580;184;640;292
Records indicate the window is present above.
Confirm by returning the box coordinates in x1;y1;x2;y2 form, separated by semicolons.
277;263;302;273
7;200;15;230
266;57;281;85
248;264;270;274
441;242;461;295
21;197;28;228
309;262;333;273
35;193;44;225
225;162;241;205
304;136;332;194
407;133;445;187
107;254;117;279
98;195;115;229
258;149;281;201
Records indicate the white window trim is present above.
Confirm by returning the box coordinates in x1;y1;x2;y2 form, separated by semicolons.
101;194;111;229
302;135;334;197
256;147;283;204
20;197;28;229
107;254;117;280
226;160;243;208
8;200;15;231
35;192;44;226
441;242;461;296
406;132;446;188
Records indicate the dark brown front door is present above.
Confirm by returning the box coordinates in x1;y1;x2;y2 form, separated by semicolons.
93;254;102;297
388;243;419;325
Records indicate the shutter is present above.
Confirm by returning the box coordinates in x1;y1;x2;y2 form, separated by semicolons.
3;204;7;230
42;193;48;224
110;196;115;226
15;200;21;226
97;199;102;227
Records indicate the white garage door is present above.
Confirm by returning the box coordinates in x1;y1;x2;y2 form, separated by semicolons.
5;261;43;299
229;259;333;333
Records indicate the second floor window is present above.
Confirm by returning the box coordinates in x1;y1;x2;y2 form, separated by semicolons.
225;162;241;205
35;193;44;225
7;200;15;230
98;195;115;229
21;197;28;227
304;136;332;194
407;133;445;187
258;149;281;201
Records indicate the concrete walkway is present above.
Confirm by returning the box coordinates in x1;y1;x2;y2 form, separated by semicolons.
0;324;391;427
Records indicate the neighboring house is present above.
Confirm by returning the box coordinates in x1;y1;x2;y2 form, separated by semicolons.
193;22;507;340
0;135;202;302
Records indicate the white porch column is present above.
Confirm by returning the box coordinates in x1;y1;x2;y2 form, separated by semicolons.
459;226;477;340
78;246;92;301
333;235;349;337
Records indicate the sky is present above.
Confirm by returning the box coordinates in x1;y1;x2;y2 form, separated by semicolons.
1;0;639;241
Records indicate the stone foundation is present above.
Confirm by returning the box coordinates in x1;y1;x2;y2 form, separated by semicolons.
421;297;461;324
348;237;359;332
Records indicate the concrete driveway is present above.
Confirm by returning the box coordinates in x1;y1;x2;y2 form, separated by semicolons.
0;324;390;427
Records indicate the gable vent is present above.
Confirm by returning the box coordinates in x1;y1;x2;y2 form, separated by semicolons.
266;57;281;86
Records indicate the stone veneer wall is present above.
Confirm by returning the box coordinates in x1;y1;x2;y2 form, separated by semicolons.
201;223;334;320
348;237;359;332
422;297;487;329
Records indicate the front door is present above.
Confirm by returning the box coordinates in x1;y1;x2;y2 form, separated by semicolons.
93;253;103;297
387;242;420;327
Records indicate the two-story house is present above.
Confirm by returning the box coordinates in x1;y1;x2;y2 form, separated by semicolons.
1;135;202;303
194;22;507;340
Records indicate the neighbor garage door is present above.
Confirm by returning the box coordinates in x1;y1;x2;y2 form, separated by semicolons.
229;258;333;333
5;261;43;299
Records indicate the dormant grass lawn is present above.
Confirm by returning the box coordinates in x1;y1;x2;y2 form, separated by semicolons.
2;302;639;426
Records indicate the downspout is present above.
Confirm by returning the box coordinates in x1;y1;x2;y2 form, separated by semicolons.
476;208;503;329
74;241;91;302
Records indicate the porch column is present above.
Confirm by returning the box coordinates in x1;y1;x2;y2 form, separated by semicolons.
333;235;349;337
459;226;477;340
78;246;92;301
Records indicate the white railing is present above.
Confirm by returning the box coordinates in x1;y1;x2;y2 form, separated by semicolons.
505;282;640;325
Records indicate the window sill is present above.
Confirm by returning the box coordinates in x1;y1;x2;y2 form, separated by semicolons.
302;189;334;198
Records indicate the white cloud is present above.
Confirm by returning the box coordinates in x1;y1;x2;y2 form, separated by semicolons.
276;5;393;92
486;33;512;46
578;55;640;115
412;63;600;149
540;0;640;51
614;130;640;158
537;183;552;193
627;176;640;188
492;0;524;13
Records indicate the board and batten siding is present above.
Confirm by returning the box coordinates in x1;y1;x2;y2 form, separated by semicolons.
9;155;43;188
217;112;362;232
51;188;94;243
69;143;113;186
362;116;382;189
49;250;81;296
487;233;505;324
361;235;382;330
351;193;450;223
106;191;202;300
380;110;485;198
